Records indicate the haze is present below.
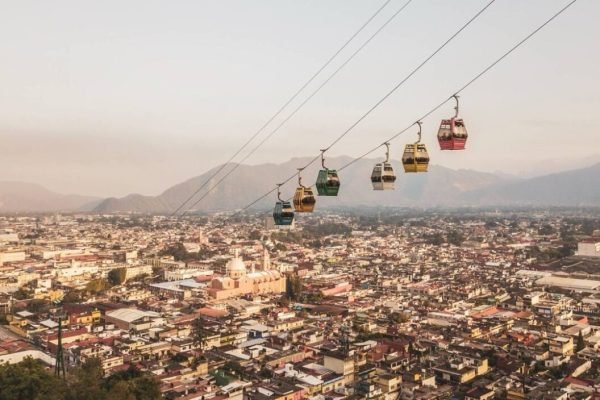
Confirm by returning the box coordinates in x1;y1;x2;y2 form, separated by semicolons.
0;0;598;197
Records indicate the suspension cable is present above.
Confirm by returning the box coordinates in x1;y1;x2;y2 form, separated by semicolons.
233;0;578;216
178;0;416;215
183;0;492;214
170;0;396;216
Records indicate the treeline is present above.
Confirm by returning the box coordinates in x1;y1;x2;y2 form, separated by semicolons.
0;357;161;400
270;223;352;247
159;243;208;262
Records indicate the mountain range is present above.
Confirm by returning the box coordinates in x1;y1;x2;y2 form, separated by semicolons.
0;182;101;213
1;158;599;213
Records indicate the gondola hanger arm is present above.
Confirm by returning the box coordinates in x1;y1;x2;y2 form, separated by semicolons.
453;94;460;118
297;168;305;188
415;121;423;144
320;149;328;169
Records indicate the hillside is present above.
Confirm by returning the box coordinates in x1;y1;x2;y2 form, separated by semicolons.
92;156;508;213
460;163;600;206
0;182;101;213
4;160;599;214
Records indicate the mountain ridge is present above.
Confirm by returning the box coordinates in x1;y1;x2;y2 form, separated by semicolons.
0;181;101;213
2;160;599;213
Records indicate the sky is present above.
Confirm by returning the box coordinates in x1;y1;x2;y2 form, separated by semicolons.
0;0;598;198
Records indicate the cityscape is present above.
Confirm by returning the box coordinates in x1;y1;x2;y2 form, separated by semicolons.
1;0;598;399
1;209;600;399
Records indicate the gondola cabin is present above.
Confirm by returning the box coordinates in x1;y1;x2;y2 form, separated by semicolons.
437;117;468;150
293;186;316;213
316;169;340;196
371;162;396;190
402;144;429;173
273;201;294;226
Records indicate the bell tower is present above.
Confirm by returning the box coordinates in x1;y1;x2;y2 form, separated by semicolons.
262;248;271;271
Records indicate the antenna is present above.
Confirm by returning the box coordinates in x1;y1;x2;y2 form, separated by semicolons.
53;294;66;378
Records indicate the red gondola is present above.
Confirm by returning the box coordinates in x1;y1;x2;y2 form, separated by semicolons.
438;95;468;150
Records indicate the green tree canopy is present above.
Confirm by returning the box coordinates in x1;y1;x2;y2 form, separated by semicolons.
108;267;128;286
0;357;67;400
0;357;161;400
286;275;303;301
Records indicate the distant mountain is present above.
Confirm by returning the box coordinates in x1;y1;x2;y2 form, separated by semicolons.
460;163;600;206
0;182;101;213
92;156;511;213
5;159;598;214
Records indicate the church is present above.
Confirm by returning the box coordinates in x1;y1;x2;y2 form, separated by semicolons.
206;249;286;300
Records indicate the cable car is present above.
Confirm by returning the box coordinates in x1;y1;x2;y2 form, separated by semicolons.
438;95;468;150
371;142;396;190
402;121;430;173
316;150;340;196
273;184;294;226
293;168;316;213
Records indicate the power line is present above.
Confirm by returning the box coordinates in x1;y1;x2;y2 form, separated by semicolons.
171;0;395;216
234;0;579;216
179;0;415;215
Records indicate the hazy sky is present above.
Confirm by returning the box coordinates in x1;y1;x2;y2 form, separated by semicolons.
1;0;598;197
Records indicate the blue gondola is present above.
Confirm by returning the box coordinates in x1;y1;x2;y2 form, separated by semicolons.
273;184;294;226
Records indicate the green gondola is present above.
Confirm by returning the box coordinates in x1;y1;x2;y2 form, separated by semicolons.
315;150;341;196
316;169;340;196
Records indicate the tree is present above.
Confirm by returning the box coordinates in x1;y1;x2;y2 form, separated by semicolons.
274;243;287;252
576;331;585;352
12;287;31;300
63;290;82;303
538;224;555;235
108;268;128;286
67;357;106;400
425;233;444;246
86;278;110;294
103;367;161;400
286;275;303;301
26;299;50;314
0;357;67;400
192;317;208;349
106;381;135;400
389;312;410;324
55;359;163;400
249;230;262;240
223;361;245;378
447;230;464;246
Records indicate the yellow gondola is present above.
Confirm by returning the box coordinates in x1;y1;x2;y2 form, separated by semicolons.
402;121;430;173
293;168;316;213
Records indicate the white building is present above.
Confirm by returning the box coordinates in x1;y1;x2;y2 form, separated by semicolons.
0;252;26;264
577;241;600;257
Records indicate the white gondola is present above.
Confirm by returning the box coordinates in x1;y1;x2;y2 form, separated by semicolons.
371;142;396;190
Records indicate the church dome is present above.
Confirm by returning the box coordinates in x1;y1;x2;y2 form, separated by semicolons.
227;250;247;277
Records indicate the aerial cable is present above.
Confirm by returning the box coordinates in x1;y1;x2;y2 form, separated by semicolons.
219;0;496;213
229;0;498;211
186;0;494;213
338;0;579;174
234;0;578;216
178;0;415;215
170;0;395;216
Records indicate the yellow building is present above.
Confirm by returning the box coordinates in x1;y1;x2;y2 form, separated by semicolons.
207;251;286;300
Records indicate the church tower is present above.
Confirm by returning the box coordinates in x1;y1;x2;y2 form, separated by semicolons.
262;248;271;271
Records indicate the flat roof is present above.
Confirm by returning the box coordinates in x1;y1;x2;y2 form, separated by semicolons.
536;276;600;290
